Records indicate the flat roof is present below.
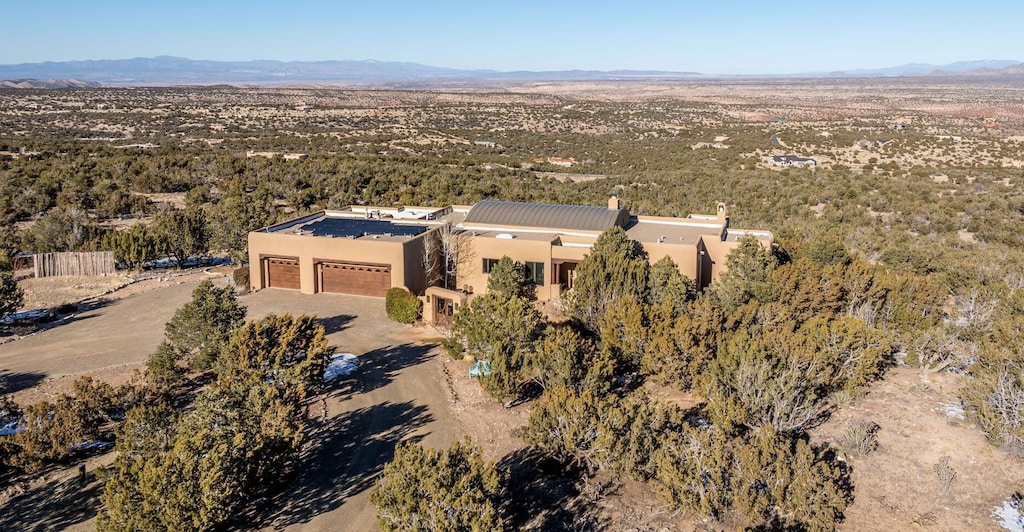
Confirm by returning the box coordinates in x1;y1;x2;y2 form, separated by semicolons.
464;199;630;233
626;219;724;246
267;212;429;240
303;218;427;238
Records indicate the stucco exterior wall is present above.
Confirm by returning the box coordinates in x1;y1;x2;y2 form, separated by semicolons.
459;235;560;300
247;230;427;294
637;242;701;282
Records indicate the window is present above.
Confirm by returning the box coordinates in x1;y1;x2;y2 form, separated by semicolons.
525;261;545;286
482;258;500;274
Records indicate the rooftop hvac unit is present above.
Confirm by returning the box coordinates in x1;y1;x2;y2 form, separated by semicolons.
496;233;515;239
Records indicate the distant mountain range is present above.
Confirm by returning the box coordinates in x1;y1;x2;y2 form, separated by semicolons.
0;79;101;89
821;59;1020;77
0;56;701;85
0;56;1020;86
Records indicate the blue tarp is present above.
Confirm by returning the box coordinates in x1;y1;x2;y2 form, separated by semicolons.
468;360;492;378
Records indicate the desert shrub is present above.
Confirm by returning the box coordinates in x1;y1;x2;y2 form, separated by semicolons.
370;439;508;531
232;266;250;293
11;377;126;470
651;426;850;531
100;315;330;531
701;330;829;435
837;419;880;456
962;355;1024;451
384;287;421;324
933;456;957;495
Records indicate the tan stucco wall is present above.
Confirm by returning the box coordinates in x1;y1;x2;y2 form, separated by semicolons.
460;236;562;300
701;238;741;285
247;230;428;295
638;242;700;282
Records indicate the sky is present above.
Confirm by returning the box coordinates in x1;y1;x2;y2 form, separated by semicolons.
3;0;1022;75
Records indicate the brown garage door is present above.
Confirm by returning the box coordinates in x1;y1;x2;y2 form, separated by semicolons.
319;261;391;297
266;257;300;289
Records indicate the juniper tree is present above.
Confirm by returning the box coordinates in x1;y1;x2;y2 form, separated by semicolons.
0;272;23;321
451;290;542;400
162;279;246;371
564;226;649;333
711;235;778;312
371;439;508;532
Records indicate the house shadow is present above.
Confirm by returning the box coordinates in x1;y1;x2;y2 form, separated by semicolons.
498;447;607;530
0;370;47;394
250;400;433;529
318;313;355;335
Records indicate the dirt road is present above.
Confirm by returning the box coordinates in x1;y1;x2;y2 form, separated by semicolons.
0;281;204;393
1;284;460;532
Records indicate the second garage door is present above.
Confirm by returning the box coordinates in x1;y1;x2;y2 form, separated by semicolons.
318;261;391;297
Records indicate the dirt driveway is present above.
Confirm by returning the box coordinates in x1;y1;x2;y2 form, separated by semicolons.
1;283;459;532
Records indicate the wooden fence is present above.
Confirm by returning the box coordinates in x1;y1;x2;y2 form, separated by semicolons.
33;251;116;278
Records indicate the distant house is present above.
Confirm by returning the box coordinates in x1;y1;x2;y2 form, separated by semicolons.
246;150;307;160
530;156;576;167
770;155;817;167
474;140;497;148
546;157;576;167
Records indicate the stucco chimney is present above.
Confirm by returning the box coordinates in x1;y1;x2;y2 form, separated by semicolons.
608;195;621;210
717;202;729;226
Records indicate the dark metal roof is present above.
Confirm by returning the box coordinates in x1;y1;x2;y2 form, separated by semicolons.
302;218;426;238
464;200;630;232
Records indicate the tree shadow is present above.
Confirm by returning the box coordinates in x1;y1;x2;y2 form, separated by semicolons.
0;468;105;531
3;298;114;337
251;400;433;529
318;313;355;335
498;447;608;530
0;370;47;394
348;343;436;395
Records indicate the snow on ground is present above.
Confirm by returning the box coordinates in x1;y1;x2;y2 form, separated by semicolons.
994;497;1024;532
323;353;359;381
70;440;113;452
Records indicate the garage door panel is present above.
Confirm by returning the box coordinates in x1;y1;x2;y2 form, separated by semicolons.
266;257;300;289
320;262;390;297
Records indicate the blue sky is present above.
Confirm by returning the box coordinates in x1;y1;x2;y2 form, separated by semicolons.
3;0;1022;74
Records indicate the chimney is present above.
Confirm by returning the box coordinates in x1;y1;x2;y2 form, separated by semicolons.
716;202;729;226
608;194;621;210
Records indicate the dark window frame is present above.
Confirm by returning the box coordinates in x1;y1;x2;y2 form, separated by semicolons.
524;261;545;286
482;258;500;274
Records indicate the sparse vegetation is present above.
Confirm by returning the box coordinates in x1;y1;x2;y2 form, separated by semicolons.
2;80;1024;530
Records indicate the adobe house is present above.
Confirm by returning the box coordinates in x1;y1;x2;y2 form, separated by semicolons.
247;198;773;325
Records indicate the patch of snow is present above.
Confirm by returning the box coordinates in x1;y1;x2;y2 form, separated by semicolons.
993;497;1024;532
0;421;24;436
324;353;359;381
939;403;966;420
71;440;113;452
0;309;52;324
